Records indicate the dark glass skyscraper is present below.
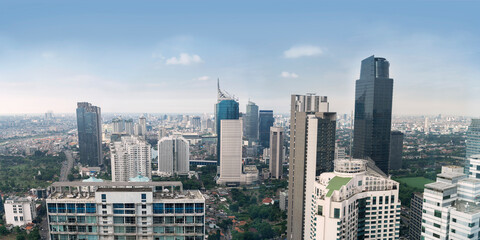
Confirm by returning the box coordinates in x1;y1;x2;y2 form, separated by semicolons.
389;131;404;170
76;102;103;167
245;101;259;141
353;55;394;175
258;110;274;148
215;80;239;165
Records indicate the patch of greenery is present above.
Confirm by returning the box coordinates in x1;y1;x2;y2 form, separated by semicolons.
0;152;65;193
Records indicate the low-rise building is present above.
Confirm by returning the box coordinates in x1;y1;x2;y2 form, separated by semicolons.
4;196;37;226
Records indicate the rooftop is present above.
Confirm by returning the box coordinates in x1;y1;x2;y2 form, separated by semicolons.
326;176;352;197
454;200;480;214
425;182;456;191
437;172;466;180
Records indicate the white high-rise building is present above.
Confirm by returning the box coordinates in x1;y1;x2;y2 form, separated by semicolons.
47;181;205;240
216;119;243;185
110;136;152;182
4;196;37;226
421;165;480;240
307;159;401;240
269;127;284;179
158;135;190;175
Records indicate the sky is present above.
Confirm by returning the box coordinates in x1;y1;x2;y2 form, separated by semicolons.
0;0;479;116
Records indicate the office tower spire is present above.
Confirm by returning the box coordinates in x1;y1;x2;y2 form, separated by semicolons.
287;94;336;240
76;102;103;166
214;80;239;167
353;55;394;175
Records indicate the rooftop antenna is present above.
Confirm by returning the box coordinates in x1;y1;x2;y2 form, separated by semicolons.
349;110;354;161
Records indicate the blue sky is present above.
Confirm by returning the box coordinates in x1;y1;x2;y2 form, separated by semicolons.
1;0;479;115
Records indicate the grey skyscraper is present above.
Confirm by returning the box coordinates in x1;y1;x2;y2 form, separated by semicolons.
245;101;259;141
287;94;336;240
409;192;423;240
76;102;103;166
259;110;274;148
465;119;480;175
269;127;284;179
389;131;404;170
353;55;394;175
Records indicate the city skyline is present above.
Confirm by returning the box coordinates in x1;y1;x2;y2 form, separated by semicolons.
1;1;480;116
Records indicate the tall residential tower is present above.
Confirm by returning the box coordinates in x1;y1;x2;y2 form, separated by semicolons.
287;94;336;240
158;135;190;175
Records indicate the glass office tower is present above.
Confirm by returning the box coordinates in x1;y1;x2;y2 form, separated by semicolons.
76;102;103;167
258;110;274;149
245;101;259;141
353;56;394;175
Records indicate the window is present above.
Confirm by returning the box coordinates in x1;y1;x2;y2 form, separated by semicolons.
76;203;85;213
48;203;57;213
334;208;340;219
195;203;204;213
141;193;146;202
175;203;184;213
67;203;76;213
165;203;174;213
185;203;194;213
153;217;164;224
434;223;440;228
14;216;18;221
150;203;163;215
434;210;441;218
57;203;66;213
86;203;96;213
318;205;323;216
452;218;456;222
101;194;106;202
469;222;475;227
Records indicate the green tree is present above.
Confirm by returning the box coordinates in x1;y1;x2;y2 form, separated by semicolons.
0;226;9;235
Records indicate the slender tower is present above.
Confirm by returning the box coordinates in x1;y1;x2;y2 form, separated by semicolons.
287;94;336;240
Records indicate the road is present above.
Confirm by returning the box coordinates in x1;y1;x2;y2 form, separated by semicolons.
59;150;74;181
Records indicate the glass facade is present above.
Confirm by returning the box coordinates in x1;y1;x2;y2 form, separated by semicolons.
353;56;394;175
467;119;480;159
258;110;274;149
245;101;259;141
76;102;102;167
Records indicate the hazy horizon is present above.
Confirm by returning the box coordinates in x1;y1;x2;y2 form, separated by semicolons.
1;1;479;116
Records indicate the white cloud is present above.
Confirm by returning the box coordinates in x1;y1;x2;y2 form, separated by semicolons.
196;76;210;81
165;53;203;65
280;71;299;78
283;45;323;58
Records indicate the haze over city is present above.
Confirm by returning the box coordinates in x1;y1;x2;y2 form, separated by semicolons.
1;0;479;115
